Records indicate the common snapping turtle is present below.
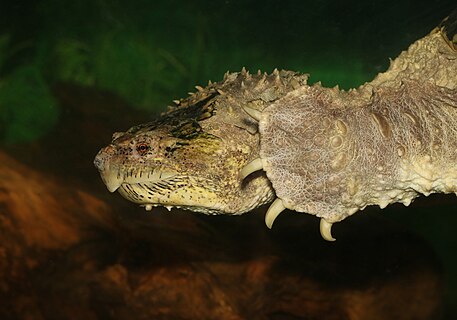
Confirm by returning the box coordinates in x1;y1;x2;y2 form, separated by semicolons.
94;9;457;241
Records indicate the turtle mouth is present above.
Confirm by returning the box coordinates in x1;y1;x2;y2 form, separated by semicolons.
97;166;226;214
97;167;178;193
117;176;186;203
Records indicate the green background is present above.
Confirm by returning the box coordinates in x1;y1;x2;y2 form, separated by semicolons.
1;0;454;143
0;0;455;317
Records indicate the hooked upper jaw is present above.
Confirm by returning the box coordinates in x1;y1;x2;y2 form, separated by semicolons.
94;146;124;192
95;145;179;196
99;169;124;192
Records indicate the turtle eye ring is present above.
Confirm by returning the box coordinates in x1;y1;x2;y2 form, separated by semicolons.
136;143;150;155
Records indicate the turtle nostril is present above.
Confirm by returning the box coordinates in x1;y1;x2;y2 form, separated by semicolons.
93;155;103;170
94;145;117;171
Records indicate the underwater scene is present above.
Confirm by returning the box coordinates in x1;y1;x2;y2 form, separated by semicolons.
1;0;456;319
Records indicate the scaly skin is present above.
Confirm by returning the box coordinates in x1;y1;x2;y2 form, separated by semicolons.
95;11;457;240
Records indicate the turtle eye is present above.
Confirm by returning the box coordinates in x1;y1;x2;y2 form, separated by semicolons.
136;143;150;155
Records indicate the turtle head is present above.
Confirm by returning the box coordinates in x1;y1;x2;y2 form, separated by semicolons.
94;82;275;214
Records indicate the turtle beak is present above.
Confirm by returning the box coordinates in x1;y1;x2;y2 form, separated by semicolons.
94;145;124;192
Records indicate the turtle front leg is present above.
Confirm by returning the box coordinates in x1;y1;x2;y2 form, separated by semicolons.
241;80;457;241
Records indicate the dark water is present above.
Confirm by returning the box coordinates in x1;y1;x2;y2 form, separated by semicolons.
0;0;456;319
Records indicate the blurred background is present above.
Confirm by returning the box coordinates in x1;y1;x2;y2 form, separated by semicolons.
0;0;454;143
0;0;456;318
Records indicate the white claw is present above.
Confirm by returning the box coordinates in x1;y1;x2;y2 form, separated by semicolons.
242;105;261;121
145;204;153;211
240;158;263;180
265;198;286;229
320;219;336;242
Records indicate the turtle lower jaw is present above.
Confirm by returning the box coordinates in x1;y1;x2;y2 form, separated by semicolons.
116;180;225;213
140;203;224;215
